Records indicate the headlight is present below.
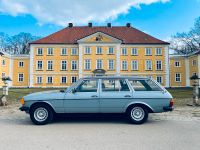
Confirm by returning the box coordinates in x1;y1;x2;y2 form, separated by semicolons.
20;98;25;105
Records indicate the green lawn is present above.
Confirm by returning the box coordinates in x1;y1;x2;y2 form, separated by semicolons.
0;87;195;106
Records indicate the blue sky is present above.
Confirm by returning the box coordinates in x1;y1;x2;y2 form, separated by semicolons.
0;0;200;40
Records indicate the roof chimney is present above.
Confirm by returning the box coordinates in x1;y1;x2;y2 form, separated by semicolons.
88;23;92;27
68;23;73;28
107;23;112;28
126;23;131;28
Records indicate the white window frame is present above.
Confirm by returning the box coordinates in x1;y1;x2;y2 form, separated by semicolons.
155;48;162;55
192;60;197;66
60;76;67;84
18;73;24;82
131;48;138;56
2;60;5;66
47;48;54;55
156;60;162;70
131;60;138;70
85;46;91;54
174;61;181;67
145;60;152;70
96;59;102;69
175;73;181;82
84;59;91;70
18;61;24;67
47;60;53;70
108;59;114;70
71;48;78;55
96;47;102;54
156;76;163;83
36;76;42;84
37;48;43;55
61;60;67;70
145;48;152;56
71;76;77;83
71;60;78;70
37;60;43;70
61;48;68;55
121;60;128;70
121;48;127;55
108;47;114;54
46;76;53;84
2;72;5;78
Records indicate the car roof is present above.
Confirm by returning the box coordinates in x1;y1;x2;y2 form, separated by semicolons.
82;76;149;80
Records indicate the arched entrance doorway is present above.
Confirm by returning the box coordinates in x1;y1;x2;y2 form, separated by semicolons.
92;69;106;76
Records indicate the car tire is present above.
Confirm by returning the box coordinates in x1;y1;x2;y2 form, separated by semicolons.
127;106;148;124
30;104;54;125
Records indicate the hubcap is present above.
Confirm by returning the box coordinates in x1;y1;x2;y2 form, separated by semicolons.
34;107;48;122
131;107;145;121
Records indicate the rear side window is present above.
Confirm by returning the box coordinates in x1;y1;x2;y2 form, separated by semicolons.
102;79;130;92
129;79;162;91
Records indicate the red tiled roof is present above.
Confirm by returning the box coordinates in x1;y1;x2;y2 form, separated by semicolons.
30;26;169;45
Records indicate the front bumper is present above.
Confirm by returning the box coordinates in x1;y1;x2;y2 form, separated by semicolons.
19;106;29;113
163;106;174;111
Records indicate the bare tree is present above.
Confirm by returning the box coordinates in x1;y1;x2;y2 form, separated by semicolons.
171;17;200;54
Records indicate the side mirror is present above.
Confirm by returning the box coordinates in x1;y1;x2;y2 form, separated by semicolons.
72;88;76;93
60;89;65;93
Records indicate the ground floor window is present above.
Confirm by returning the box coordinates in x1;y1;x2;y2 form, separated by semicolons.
18;74;24;82
71;76;77;83
37;76;42;84
175;73;181;82
47;76;53;84
156;76;163;83
61;76;67;83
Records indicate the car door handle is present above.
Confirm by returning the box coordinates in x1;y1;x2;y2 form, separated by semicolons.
91;95;98;98
124;95;131;98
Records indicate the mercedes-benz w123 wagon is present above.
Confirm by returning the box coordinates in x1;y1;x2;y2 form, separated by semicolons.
19;76;173;125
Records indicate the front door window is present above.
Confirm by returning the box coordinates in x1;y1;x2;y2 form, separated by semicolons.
76;80;98;92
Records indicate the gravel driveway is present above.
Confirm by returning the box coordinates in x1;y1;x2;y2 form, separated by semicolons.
0;105;200;150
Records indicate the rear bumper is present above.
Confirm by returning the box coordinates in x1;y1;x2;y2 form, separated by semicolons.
19;106;29;113
163;106;174;111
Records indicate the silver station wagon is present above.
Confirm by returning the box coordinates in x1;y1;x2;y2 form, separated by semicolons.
19;76;173;125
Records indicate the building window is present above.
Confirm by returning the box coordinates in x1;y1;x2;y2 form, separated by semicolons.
96;47;102;54
2;73;5;78
96;59;102;69
71;48;78;55
121;48;127;55
156;60;162;70
47;76;53;84
19;61;24;67
193;72;197;76
85;47;91;54
84;59;91;70
145;48;152;56
61;60;67;70
61;48;67;55
108;47;114;54
145;60;152;70
18;74;24;82
2;60;5;66
37;48;43;55
108;60;114;70
192;60;197;66
122;60;128;70
61;76;67;84
156;76;163;83
131;60;138;70
156;48;162;55
175;73;181;82
47;48;53;55
47;60;53;70
71;76;77;83
174;61;180;67
37;61;43;70
71;60;77;70
37;76;42;84
131;48;138;55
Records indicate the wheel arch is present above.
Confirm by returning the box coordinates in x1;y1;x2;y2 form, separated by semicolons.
29;101;56;114
126;102;154;113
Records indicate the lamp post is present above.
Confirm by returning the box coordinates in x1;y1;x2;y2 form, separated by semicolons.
190;74;200;106
0;76;12;106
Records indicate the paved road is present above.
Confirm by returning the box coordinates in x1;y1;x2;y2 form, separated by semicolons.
0;112;200;150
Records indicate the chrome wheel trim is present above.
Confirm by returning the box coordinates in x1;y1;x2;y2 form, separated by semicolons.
34;107;48;122
131;107;145;121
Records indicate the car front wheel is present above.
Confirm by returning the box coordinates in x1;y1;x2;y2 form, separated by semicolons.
30;104;54;125
127;106;148;124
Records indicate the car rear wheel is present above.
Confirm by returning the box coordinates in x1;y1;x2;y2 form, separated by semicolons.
30;104;54;125
127;106;148;124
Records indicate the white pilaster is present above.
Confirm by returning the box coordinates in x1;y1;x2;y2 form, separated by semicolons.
116;44;121;76
164;46;170;87
185;57;190;87
29;45;34;87
78;44;83;78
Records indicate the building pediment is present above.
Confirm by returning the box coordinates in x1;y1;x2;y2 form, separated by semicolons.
77;32;122;44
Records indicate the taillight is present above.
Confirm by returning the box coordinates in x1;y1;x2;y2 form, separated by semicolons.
169;99;174;107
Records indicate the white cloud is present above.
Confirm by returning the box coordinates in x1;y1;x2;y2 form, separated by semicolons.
0;0;169;26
